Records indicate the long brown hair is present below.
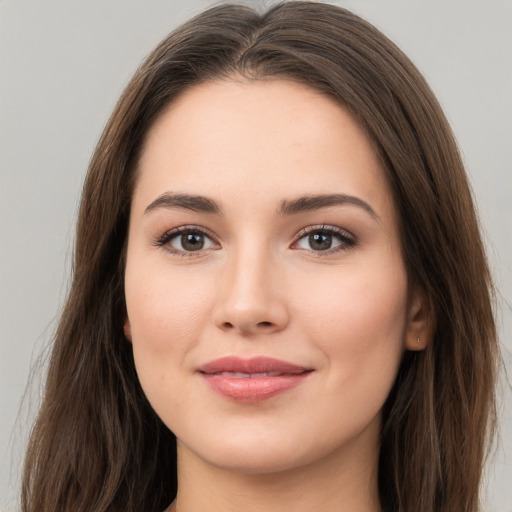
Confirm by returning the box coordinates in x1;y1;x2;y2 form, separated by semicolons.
22;2;498;511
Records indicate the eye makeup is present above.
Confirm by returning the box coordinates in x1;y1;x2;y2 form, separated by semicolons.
153;225;220;258
152;222;357;258
292;224;357;255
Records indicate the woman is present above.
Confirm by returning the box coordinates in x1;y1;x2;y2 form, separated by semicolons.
21;2;498;511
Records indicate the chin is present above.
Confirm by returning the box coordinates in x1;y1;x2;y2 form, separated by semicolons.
176;414;379;477
185;441;315;475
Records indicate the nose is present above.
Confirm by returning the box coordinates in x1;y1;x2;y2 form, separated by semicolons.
212;245;289;336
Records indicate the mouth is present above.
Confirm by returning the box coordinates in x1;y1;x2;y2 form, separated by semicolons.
197;356;314;403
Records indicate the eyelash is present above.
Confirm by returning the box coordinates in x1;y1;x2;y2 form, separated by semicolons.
292;225;357;255
153;225;219;258
153;224;357;257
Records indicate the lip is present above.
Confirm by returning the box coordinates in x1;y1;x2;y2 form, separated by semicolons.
198;356;314;403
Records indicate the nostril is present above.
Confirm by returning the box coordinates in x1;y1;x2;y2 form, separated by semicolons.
222;322;234;329
258;321;273;328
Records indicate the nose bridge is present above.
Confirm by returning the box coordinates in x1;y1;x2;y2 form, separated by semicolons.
214;235;288;335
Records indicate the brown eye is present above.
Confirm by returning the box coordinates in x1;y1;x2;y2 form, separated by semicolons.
165;229;216;253
179;232;205;251
294;226;355;253
308;233;333;251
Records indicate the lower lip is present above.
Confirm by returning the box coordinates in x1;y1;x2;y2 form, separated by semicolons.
201;373;311;403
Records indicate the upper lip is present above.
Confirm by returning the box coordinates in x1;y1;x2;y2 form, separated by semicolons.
198;356;311;375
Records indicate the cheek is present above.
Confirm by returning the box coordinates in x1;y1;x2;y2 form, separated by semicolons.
124;259;217;423
293;260;408;385
124;257;214;391
126;259;207;341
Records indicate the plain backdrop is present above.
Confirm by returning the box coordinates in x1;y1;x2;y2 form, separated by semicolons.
1;1;511;511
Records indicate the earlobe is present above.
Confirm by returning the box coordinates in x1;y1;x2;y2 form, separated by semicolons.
124;319;132;342
404;288;433;351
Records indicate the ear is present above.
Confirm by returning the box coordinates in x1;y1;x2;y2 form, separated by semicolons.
404;287;432;351
124;318;132;342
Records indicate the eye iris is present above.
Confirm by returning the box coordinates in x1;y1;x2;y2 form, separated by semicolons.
181;233;204;251
309;232;332;250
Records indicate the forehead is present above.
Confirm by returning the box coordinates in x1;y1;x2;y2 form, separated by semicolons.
134;79;394;222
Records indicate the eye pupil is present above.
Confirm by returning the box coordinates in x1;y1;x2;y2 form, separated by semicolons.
182;233;204;251
309;233;332;250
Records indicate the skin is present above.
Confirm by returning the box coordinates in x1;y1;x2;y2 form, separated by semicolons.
124;79;428;512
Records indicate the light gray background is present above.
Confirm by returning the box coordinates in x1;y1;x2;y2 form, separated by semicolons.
1;1;511;511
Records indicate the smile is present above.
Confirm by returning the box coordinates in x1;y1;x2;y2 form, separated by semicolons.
215;371;285;378
198;356;314;403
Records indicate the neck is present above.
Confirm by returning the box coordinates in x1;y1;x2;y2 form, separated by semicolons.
170;422;381;512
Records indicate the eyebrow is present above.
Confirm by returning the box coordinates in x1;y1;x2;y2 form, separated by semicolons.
278;194;379;220
144;192;221;215
144;192;378;220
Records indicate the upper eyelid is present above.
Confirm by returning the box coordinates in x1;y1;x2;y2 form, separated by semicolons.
154;223;355;250
153;225;219;251
161;225;217;240
291;225;357;253
294;224;354;240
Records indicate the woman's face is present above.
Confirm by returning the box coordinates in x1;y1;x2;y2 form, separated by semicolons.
124;80;425;475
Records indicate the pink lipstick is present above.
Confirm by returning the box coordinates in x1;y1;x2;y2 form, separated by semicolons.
198;356;313;403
